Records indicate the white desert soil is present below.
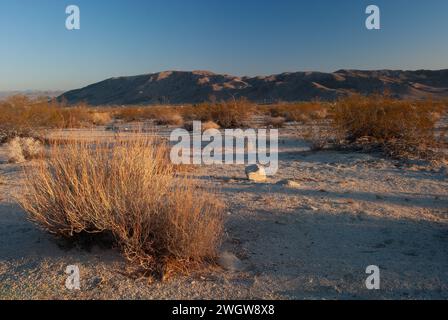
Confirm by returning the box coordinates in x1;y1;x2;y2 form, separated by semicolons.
0;124;447;300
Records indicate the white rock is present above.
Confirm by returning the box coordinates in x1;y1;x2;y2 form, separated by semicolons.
245;164;267;182
218;251;243;271
277;179;301;188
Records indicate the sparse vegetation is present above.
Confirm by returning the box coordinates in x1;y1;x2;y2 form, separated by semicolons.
112;106;175;122
264;102;329;123
2;94;446;161
17;136;224;279
0;96;108;143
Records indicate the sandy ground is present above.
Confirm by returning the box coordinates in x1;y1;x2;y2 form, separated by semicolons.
0;125;447;300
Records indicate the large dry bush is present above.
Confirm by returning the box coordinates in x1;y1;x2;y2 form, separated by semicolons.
332;94;447;158
18;137;224;278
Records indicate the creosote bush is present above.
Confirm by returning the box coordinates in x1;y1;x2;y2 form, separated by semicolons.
18;137;224;279
332;94;447;158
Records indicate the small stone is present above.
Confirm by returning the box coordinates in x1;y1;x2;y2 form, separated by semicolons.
302;204;318;211
277;179;301;188
245;164;267;182
218;251;244;272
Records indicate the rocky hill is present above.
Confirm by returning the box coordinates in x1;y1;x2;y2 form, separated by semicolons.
59;69;448;105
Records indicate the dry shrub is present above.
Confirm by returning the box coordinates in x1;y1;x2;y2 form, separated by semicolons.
332;94;446;158
202;120;220;131
112;107;144;122
265;116;286;128
155;112;184;126
303;123;334;151
266;102;328;123
89;111;112;125
182;98;254;128
7;137;44;163
183;120;220;132
17;137;224;279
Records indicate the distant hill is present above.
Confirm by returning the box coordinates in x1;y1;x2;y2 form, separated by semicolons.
59;69;448;105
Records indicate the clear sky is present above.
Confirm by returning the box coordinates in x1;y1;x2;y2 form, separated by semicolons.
1;0;447;91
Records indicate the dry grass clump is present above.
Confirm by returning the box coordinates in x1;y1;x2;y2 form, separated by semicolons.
332;94;447;159
303;122;334;151
202;120;221;131
112;107;144;122
18;137;224;279
7;137;44;163
89;111;112;125
183;120;220;132
265;116;286;128
182;98;254;128
154;112;184;126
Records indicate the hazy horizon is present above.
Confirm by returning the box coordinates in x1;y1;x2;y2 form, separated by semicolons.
3;67;448;93
1;0;448;91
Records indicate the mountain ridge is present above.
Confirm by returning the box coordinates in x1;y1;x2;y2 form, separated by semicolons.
59;69;448;105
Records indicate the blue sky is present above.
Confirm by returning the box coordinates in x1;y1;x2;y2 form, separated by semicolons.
1;0;447;91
